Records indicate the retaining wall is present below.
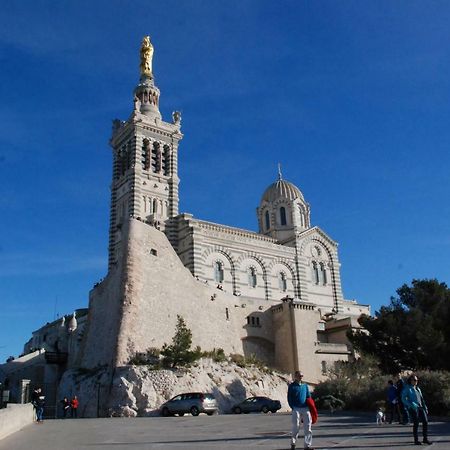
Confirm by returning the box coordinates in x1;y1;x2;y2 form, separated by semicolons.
0;404;34;441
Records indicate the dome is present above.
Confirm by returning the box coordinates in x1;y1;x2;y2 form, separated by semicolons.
261;178;304;204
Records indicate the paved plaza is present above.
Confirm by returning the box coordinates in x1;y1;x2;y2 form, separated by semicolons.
1;412;449;450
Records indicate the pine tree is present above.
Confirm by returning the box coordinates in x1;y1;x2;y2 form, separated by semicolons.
160;315;200;368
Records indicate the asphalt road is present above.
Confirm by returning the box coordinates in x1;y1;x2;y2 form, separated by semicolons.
1;412;449;450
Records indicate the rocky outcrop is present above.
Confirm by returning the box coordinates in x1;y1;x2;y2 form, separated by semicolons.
58;359;291;417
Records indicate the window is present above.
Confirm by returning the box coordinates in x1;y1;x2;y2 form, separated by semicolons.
247;315;261;327
214;261;224;283
312;261;319;284
320;263;327;285
280;207;287;225
151;141;161;173
163;145;171;176
321;361;327;375
248;267;257;287
142;139;151;170
278;272;287;292
265;210;270;230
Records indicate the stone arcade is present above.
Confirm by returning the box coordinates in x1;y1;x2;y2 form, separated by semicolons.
1;37;369;410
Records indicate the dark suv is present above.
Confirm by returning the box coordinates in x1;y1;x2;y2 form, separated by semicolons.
160;392;218;416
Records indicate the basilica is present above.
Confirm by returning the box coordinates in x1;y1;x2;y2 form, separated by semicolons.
86;36;370;380
2;38;370;404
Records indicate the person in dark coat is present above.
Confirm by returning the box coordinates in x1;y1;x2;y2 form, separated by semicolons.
387;380;401;424
31;387;45;422
61;397;70;418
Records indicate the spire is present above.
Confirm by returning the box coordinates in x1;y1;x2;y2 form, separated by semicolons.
278;163;283;181
133;36;161;119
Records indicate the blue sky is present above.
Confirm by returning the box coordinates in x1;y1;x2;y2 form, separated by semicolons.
1;0;449;362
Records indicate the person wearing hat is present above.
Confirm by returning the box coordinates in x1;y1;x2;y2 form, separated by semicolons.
288;370;313;450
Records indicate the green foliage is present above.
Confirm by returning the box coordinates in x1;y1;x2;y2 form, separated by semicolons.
314;394;345;412
160;316;201;368
128;347;161;366
202;348;226;363
229;353;272;373
315;359;450;416
348;279;450;373
230;353;246;367
313;358;387;411
413;370;450;416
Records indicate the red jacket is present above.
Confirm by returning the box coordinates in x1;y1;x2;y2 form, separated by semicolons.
306;397;318;424
71;398;79;409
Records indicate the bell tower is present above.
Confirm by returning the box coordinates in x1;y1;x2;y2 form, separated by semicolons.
108;36;183;269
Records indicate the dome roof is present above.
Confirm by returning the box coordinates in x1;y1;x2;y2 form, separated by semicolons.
261;178;304;204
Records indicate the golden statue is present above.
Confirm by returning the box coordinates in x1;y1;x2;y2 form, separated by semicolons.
140;36;154;77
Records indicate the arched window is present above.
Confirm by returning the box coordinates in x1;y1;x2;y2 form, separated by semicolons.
280;207;287;225
265;210;270;230
320;263;327;285
151;142;161;173
312;261;319;284
214;261;224;283
248;267;257;288
142;139;151;170
278;272;287;292
163;145;171;176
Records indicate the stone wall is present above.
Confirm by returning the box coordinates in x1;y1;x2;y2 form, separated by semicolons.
80;219;275;370
0;404;34;441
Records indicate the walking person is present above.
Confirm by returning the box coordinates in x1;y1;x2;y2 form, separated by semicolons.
288;370;314;450
61;397;70;418
31;387;45;423
401;374;432;445
396;373;410;424
71;395;79;418
387;380;401;424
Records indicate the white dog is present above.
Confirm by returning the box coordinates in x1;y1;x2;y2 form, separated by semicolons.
376;408;385;425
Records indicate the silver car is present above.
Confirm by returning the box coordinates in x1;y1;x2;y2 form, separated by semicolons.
160;392;218;417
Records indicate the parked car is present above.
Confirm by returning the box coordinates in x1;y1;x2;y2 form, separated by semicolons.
231;396;281;414
160;392;218;417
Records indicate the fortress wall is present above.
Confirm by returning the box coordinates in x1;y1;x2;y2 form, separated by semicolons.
79;254;127;369
272;304;296;374
293;305;322;382
113;219;271;366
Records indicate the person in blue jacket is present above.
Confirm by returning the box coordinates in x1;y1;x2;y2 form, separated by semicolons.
387;380;401;424
287;370;313;450
401;374;432;445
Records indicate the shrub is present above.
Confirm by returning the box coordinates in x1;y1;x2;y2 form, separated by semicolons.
315;394;345;412
161;316;203;368
128;347;161;366
202;348;226;363
414;370;450;416
315;360;450;416
230;353;245;367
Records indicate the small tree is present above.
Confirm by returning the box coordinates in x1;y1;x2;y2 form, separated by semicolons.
161;315;200;368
